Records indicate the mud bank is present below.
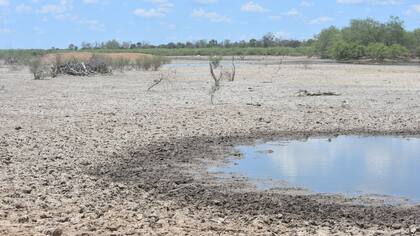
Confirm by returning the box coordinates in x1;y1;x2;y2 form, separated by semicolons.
1;59;420;235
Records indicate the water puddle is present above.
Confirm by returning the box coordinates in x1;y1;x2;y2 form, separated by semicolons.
214;136;420;202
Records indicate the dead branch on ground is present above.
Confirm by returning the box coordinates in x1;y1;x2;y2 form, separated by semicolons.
296;90;340;97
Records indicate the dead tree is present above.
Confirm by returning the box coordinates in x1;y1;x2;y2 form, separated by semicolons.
209;56;237;104
222;56;237;82
230;56;236;81
209;61;223;104
147;69;176;92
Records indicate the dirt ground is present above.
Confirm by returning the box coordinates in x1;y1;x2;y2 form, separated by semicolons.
1;57;420;235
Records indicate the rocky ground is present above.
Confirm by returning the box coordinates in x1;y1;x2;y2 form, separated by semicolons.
1;58;420;235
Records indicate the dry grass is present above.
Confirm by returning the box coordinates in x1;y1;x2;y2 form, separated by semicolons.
41;52;152;64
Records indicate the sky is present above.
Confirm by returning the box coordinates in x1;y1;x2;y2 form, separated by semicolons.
0;0;419;49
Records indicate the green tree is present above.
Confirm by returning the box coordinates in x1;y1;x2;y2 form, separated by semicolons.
413;29;420;47
262;33;276;48
313;26;340;58
366;43;389;61
341;18;385;46
330;40;365;60
415;47;420;58
384;16;405;46
387;44;410;60
104;39;120;49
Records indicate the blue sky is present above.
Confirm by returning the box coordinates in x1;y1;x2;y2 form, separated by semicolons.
0;0;419;49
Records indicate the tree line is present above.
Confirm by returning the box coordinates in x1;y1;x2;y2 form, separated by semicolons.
73;36;306;51
314;16;420;61
68;16;419;60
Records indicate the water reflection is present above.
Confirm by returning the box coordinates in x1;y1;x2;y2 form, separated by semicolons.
218;136;420;201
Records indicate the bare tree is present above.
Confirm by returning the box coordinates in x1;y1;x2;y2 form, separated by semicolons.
209;60;223;104
229;56;236;82
269;55;284;83
208;56;236;104
147;69;176;92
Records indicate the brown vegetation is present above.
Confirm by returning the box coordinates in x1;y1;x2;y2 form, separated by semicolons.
41;52;151;64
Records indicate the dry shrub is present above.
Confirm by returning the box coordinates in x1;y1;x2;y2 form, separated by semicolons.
4;56;19;65
135;56;170;71
112;58;131;72
28;58;48;80
50;53;112;77
37;52;170;77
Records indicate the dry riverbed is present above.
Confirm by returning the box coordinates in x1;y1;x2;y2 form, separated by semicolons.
1;58;420;235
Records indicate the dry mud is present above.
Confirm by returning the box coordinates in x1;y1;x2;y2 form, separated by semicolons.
1;59;420;235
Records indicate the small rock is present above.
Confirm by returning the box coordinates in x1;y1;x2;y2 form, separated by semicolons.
58;217;70;222
410;226;417;234
392;223;402;230
15;203;24;209
80;160;91;166
106;224;121;232
39;213;52;219
14;126;22;131
52;228;63;236
18;216;29;223
22;188;32;194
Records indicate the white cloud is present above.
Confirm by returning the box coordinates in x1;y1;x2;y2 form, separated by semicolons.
269;15;282;20
83;0;99;4
39;0;73;14
37;0;104;31
308;16;333;24
191;9;231;22
0;0;9;7
39;5;66;14
300;1;313;7
336;0;363;3
241;1;268;13
134;8;165;17
133;0;173;17
194;0;218;4
336;0;403;5
411;4;420;13
16;3;32;12
287;8;300;16
0;28;11;33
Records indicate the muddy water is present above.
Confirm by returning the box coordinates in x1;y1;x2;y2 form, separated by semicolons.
216;136;420;201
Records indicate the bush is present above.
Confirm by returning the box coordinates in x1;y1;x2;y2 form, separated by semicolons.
366;43;409;61
387;44;410;60
112;58;130;72
416;47;420;58
28;58;46;80
366;43;389;61
313;27;341;58
209;55;222;68
134;56;170;71
329;40;365;60
136;57;152;70
151;56;170;71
